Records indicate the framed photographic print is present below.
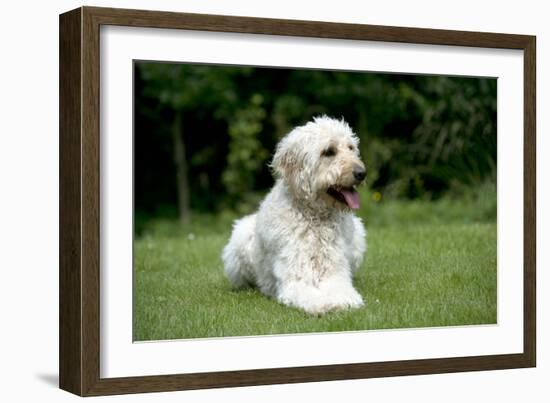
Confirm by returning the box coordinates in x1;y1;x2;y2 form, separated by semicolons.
59;6;536;396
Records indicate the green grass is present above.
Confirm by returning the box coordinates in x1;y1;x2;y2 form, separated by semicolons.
134;187;497;341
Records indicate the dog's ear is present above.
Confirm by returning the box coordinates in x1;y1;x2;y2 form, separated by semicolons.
271;133;313;198
271;133;303;179
271;136;295;179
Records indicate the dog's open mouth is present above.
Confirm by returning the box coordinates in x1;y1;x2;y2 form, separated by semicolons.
327;186;360;209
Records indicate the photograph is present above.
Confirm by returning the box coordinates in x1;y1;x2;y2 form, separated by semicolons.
133;62;498;341
56;5;537;396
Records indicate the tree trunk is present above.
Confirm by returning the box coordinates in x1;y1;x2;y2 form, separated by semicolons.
173;109;190;225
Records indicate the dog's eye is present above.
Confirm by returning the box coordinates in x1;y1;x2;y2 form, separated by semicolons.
348;145;354;151
322;147;336;157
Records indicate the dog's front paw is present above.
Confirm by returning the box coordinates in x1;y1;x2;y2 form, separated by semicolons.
331;288;364;310
299;288;364;315
318;282;365;313
344;291;365;309
277;281;364;315
277;286;339;315
300;299;342;316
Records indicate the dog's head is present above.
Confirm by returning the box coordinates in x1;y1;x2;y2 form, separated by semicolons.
271;116;366;211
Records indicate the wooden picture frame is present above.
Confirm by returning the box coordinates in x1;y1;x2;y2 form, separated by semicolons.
59;6;536;396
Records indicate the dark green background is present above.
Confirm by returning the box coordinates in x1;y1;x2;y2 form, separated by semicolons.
134;62;496;230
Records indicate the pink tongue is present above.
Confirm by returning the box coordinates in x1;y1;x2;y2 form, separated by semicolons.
340;189;360;209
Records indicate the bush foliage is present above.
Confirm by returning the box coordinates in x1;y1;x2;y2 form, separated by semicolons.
134;63;496;220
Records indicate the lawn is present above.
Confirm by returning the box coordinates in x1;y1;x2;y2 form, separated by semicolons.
134;187;497;341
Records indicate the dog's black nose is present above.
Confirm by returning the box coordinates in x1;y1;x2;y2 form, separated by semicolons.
353;167;366;182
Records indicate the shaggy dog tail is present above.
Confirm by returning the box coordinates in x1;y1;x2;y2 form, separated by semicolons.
222;214;257;289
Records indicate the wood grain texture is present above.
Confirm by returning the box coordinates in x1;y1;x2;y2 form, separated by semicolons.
59;6;537;396
86;6;532;49
81;6;102;396
86;354;530;396
59;7;83;396
523;38;536;367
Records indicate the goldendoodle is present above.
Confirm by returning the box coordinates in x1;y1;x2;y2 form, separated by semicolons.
222;116;367;315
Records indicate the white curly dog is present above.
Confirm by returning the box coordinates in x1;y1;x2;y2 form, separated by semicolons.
222;116;367;315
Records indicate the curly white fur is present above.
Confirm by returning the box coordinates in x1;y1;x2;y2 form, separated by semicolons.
222;116;367;315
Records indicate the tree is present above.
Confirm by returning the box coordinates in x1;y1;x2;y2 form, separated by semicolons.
135;63;497;220
138;63;248;223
